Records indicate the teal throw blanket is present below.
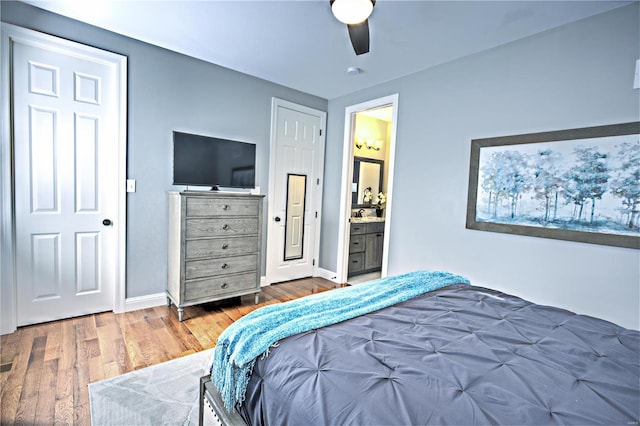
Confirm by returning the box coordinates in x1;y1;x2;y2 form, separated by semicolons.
210;270;470;410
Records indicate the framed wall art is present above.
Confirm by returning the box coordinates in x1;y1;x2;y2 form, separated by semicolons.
466;122;640;249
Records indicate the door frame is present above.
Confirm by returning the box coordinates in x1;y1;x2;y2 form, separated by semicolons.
0;23;128;334
265;98;326;285
335;94;399;284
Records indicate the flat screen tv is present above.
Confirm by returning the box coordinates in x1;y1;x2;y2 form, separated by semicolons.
173;131;256;189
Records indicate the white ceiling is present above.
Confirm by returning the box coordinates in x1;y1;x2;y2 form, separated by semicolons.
22;0;630;99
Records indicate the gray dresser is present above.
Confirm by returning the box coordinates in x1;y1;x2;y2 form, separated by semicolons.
167;191;264;321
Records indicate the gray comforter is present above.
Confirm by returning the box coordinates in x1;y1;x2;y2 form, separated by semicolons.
239;284;639;425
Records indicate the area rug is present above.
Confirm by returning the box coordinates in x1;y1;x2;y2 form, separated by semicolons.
89;349;213;426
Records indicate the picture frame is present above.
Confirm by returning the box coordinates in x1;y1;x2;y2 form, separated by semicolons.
466;122;640;249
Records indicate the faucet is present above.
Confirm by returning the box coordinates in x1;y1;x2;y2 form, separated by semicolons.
355;208;365;218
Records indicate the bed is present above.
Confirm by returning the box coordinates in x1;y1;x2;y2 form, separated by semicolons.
199;271;640;425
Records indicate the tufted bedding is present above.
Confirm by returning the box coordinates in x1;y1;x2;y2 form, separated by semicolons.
234;284;639;425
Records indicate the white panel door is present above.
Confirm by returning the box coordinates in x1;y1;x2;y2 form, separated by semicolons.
12;32;120;326
266;100;325;284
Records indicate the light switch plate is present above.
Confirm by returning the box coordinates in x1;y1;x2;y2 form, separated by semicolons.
126;179;136;193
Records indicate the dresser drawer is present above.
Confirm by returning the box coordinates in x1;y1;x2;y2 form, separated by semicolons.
349;234;365;254
186;197;259;217
185;254;258;280
185;272;257;301
185;236;258;259
186;218;258;238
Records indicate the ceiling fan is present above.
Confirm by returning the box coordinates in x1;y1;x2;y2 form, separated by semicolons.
330;0;375;55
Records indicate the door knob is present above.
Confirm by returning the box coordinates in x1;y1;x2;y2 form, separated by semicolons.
102;219;112;226
275;217;281;222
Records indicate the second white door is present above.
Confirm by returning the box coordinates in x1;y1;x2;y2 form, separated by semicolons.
266;99;326;284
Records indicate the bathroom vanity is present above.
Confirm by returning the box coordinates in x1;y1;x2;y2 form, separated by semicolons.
348;218;385;276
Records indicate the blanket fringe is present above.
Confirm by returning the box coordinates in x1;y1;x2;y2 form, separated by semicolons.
261;341;280;360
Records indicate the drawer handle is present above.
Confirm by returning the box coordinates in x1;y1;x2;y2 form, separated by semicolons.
223;205;230;210
222;243;229;250
221;282;228;289
221;263;229;269
354;227;361;231
222;224;229;230
353;242;359;245
352;260;359;264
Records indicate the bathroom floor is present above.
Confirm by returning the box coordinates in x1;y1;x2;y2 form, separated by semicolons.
348;272;381;285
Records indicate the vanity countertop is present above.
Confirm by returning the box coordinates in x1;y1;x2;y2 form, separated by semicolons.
350;217;385;223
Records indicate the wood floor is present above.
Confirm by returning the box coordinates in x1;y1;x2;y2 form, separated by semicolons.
0;277;340;425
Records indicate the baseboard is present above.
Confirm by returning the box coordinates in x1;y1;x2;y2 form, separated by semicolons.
94;273;335;314
122;274;338;314
316;268;340;284
125;278;271;312
261;271;339;287
125;292;167;312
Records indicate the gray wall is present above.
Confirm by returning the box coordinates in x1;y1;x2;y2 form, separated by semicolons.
321;3;640;329
1;1;327;298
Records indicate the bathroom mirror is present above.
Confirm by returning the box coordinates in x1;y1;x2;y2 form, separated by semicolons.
352;157;383;207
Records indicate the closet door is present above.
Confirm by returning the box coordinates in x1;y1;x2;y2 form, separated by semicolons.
8;25;125;326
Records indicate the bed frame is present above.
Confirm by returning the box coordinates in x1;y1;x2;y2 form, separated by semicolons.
199;375;247;426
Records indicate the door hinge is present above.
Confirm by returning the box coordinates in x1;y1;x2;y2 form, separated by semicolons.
315;211;318;218
319;129;322;136
316;178;320;185
313;259;316;266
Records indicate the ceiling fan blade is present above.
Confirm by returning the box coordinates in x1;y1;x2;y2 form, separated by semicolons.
347;20;370;55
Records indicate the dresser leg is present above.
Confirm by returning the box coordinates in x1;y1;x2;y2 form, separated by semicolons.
178;308;184;322
254;292;260;305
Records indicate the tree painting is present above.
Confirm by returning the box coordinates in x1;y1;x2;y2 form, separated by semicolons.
475;135;640;238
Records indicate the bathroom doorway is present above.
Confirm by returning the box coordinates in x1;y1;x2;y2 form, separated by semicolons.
335;94;399;285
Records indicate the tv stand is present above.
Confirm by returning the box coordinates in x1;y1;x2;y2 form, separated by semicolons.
166;191;265;321
182;185;253;194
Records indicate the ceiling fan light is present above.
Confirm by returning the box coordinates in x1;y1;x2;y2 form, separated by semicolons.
331;0;373;25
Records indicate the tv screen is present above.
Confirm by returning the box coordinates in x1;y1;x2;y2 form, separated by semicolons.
173;131;256;189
